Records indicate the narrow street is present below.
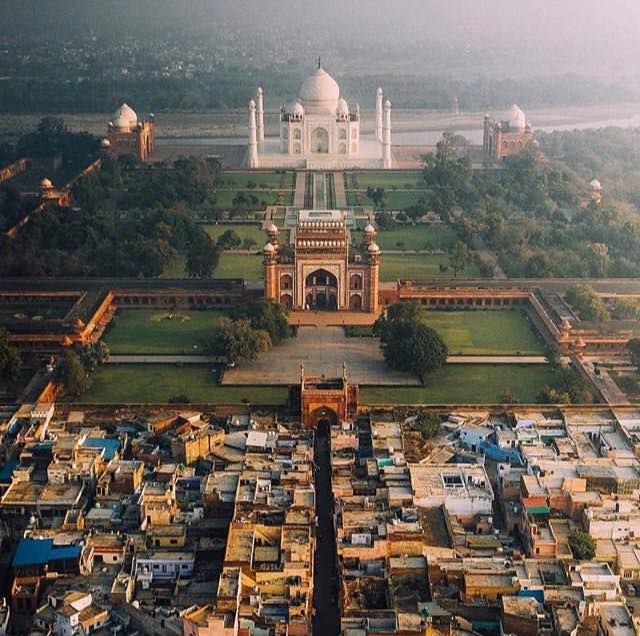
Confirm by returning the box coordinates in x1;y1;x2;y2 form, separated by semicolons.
313;423;340;635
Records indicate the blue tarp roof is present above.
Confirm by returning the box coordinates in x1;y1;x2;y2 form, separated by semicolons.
0;460;18;482
82;437;120;460
12;538;81;568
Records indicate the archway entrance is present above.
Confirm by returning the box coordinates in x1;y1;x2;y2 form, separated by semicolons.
309;407;338;435
311;128;329;153
305;269;338;310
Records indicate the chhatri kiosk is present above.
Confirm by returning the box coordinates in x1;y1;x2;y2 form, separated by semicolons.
246;62;393;169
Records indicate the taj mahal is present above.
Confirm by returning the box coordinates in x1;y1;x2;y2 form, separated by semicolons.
246;61;393;170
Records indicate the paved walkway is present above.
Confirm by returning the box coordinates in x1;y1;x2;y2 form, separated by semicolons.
447;356;547;364
293;171;306;208
333;171;346;207
578;358;630;405
222;326;420;386
108;355;223;364
288;309;380;327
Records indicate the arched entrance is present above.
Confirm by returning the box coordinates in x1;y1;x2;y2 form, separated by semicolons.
279;293;293;309
349;294;362;311
311;128;329;153
305;269;338;310
309;407;338;436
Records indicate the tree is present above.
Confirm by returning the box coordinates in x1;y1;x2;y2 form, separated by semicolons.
80;342;110;372
375;304;448;382
374;212;395;231
366;186;386;208
242;238;257;251
499;388;520;404
232;299;291;344
613;298;640;320
186;235;220;278
448;241;472;277
586;242;609;277
628;338;640;370
62;350;90;398
412;411;442;440
217;229;242;250
205;318;271;365
565;285;610;323
0;329;21;383
568;529;596;560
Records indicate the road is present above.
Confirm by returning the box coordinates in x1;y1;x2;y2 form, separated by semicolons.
313;425;340;636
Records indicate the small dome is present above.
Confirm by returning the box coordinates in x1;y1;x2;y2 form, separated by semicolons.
368;242;380;253
266;222;278;233
336;98;349;117
384;99;391;109
40;178;53;189
285;100;305;117
113;103;138;130
263;242;275;253
299;66;340;113
364;223;376;234
377;87;383;96
100;138;111;149
508;104;526;130
590;179;602;190
249;99;256;109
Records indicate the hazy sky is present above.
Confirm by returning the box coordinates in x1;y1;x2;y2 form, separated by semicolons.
2;0;639;78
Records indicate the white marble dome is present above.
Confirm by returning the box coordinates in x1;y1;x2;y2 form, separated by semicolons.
368;242;380;253
590;179;602;190
299;67;340;113
40;178;53;189
263;242;275;253
285;100;305;117
364;223;376;234
113;103;138;130
508;104;526;130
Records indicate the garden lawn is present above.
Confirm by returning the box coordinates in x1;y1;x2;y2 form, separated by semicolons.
346;171;424;189
360;364;554;404
380;254;482;281
215;253;263;281
81;364;288;404
219;171;293;189
347;190;430;210
376;224;458;251
203;224;268;247
419;310;545;356
214;190;283;210
103;309;229;354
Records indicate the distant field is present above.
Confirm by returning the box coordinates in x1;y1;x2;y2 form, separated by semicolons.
376;224;458;251
103;309;228;354
360;364;554;404
81;364;288;404
219;171;294;189
420;310;545;356
380;254;482;281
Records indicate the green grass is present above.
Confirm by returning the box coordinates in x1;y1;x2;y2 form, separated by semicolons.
215;253;263;281
103;309;229;354
419;310;545;356
380;254;482;281
376;224;458;251
161;252;263;281
81;364;288;404
347;171;424;189
346;190;430;210
360;364;554;404
203;224;268;247
610;371;640;402
219;171;293;189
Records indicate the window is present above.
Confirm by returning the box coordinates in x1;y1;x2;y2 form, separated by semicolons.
443;474;463;487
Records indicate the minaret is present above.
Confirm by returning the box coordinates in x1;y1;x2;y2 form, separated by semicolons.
248;99;258;168
375;87;383;143
256;87;265;144
382;99;392;169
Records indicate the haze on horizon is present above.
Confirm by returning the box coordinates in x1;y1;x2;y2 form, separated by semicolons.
1;0;640;80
